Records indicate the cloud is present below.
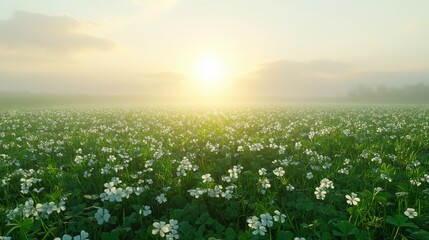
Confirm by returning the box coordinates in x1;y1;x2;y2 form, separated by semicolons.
236;60;353;97
404;21;427;32
235;60;429;98
0;11;114;55
123;0;178;23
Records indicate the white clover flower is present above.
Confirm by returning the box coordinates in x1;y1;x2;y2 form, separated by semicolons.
54;234;72;240
139;205;152;216
36;203;47;214
188;188;206;199
258;168;267;176
380;173;392;182
273;210;286;223
306;172;313;179
286;184;295;191
247;216;259;228
320;178;334;189
221;175;232;182
273;167;285;177
72;230;89;240
101;147;112;153
74;155;84;164
202;173;213;183
371;156;382;164
94;208;110;225
107;155;116;162
222;185;236;200
249;143;264;152
410;179;421;186
134;186;145;195
423;174;429;183
338;168;349;175
169;219;179;229
207;185;223;198
260;213;273;227
227;165;243;181
404;208;418;219
252;222;267;236
111;177;122;185
83;171;91;178
163;219;180;239
23;198;37;218
314;187;326;200
109;187;125;202
45;202;58;215
166;232;179;240
374;187;383;195
104;182;115;189
57;201;66;213
124;187;133;198
176;157;198;176
152;221;170;237
345;192;360;205
259;177;271;189
145;159;154;168
395;192;408;197
156;193;167;204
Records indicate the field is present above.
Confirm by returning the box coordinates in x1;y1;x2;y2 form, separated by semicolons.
0;106;428;239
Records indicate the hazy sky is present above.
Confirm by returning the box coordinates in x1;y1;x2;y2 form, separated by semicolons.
1;0;429;98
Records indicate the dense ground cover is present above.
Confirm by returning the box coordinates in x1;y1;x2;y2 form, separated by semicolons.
0;106;428;239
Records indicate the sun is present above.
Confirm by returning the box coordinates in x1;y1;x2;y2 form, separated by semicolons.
194;54;225;87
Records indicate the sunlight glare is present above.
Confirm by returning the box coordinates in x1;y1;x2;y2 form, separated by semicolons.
195;54;225;86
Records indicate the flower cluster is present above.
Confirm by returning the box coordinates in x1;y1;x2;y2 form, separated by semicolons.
7;197;66;221
247;210;286;236
188;184;237;200
176;157;199;177
249;143;264;152
20;177;42;194
100;177;134;202
222;165;243;182
314;178;334;200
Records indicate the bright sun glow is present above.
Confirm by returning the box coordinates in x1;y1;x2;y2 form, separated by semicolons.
194;54;225;87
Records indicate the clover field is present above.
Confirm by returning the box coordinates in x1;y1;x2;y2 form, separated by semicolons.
1;106;429;239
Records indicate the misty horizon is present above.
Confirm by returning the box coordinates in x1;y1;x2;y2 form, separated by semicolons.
1;1;429;101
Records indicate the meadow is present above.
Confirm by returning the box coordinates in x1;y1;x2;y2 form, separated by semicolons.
0;105;428;239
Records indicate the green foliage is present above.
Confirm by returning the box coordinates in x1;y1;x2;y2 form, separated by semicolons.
332;221;359;238
386;215;418;228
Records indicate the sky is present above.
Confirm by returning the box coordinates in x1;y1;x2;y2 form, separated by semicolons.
1;0;429;99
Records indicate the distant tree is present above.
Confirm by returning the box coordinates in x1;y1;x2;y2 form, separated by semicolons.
345;82;429;103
